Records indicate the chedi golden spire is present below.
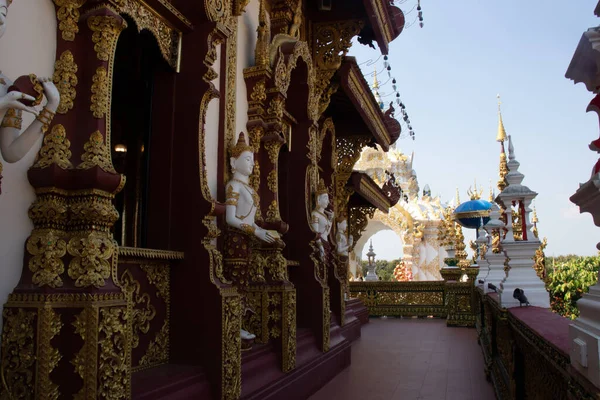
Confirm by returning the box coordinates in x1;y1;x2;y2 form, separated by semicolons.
496;94;508;191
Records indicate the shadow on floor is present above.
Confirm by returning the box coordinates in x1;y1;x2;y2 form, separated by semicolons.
309;318;495;400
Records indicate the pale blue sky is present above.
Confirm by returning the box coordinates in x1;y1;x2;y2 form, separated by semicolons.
352;0;600;260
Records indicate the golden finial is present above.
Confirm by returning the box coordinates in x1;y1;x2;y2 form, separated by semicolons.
230;132;254;158
455;187;460;205
532;204;538;224
255;0;270;67
467;179;483;200
315;178;328;196
373;67;380;90
489;180;494;201
496;94;507;142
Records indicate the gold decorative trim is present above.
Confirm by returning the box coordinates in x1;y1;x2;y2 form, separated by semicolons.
347;67;390;145
118;247;184;260
26;229;67;288
54;0;87;41
282;290;296;372
222;295;242;400
264;141;282;164
36;306;63;400
115;0;182;71
120;270;156;349
138;320;169;369
88;15;126;62
6;293;126;307
267;170;278;193
90;67;110;118
71;306;99;400
0;308;36;398
67;232;115;288
98;307;130;399
33;124;73;169
265;200;281;223
322;287;330;352
53;50;78;114
77;130;116;173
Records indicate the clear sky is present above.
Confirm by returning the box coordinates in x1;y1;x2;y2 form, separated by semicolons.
351;0;600;261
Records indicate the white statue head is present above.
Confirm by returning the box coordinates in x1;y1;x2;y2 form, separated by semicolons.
315;179;329;209
229;132;254;177
337;218;347;233
0;0;10;39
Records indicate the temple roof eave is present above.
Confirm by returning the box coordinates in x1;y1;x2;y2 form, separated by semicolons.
565;28;600;93
348;171;392;212
306;0;404;54
330;57;400;151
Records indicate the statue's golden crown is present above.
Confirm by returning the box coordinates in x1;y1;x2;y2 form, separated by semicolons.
230;132;253;159
315;178;328;196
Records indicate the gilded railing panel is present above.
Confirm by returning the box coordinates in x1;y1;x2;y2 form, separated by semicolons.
349;281;447;318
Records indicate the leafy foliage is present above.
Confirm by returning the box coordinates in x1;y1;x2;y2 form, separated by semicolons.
546;255;600;320
360;259;401;281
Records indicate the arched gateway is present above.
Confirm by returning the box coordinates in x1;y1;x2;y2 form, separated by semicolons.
350;145;448;281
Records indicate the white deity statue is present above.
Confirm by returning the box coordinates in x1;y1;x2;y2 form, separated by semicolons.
0;0;60;180
311;179;333;259
225;132;276;244
336;218;354;257
225;132;275;342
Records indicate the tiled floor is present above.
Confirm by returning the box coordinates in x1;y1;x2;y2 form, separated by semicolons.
309;318;496;400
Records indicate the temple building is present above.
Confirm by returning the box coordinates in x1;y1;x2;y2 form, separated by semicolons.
0;0;405;398
352;145;447;281
2;1;600;399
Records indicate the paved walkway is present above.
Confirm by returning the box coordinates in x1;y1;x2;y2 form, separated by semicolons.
310;318;496;400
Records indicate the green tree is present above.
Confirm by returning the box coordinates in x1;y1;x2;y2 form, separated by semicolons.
360;259;401;281
547;255;600;320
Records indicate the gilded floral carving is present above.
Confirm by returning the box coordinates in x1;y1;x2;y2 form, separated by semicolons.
53;50;78;114
120;270;156;349
67;232;115;288
140;264;170;301
0;308;36;398
282;290;296;372
98;307;129;399
72;307;99;399
116;0;181;70
37;307;63;400
54;0;87;41
264;141;281;164
222;296;242;400
267;170;278;193
90;67;109;118
322;288;330;352
26;230;67;288
267;97;284;119
28;193;69;229
265;200;280;223
32;124;73;169
88;15;126;62
77;130;116;173
250;80;267;102
138;320;169;368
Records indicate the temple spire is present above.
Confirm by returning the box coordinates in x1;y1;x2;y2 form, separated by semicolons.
496;94;509;191
496;94;507;142
372;68;384;109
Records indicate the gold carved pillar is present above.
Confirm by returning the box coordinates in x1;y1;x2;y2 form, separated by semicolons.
0;5;130;399
243;48;296;372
